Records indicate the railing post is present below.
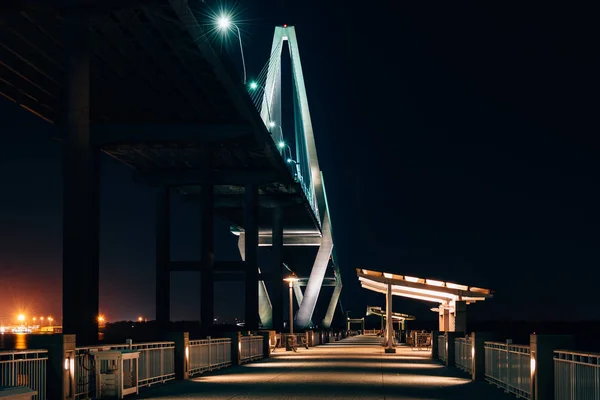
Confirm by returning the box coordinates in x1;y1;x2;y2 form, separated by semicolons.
431;331;440;360
256;331;272;358
530;334;574;400
471;332;497;381
28;334;76;400
225;332;241;365
445;331;461;367
166;332;189;380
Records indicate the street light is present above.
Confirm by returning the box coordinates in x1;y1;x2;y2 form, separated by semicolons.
216;14;246;84
17;314;25;324
283;272;299;335
47;316;53;326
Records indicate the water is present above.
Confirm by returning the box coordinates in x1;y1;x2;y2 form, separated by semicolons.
0;333;29;350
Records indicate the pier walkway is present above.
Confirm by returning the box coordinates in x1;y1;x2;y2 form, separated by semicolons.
137;335;515;400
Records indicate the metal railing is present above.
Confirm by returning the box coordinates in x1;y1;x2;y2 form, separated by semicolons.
75;341;175;399
363;329;379;335
484;341;531;399
438;334;447;362
188;338;232;377
240;336;263;363
455;337;473;374
555;349;600;400
0;349;47;400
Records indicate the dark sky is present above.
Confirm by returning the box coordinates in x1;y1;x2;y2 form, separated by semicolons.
1;1;599;325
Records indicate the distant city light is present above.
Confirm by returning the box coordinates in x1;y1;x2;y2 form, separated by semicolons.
217;15;231;30
98;315;105;323
138;316;143;322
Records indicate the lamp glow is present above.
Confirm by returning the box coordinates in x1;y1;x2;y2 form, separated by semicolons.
17;314;25;322
217;15;231;30
269;121;276;128
278;141;285;149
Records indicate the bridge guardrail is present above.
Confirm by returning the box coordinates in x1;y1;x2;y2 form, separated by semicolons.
0;349;47;400
75;341;175;398
455;337;473;374
188;338;232;376
240;336;263;363
554;349;600;400
484;341;531;399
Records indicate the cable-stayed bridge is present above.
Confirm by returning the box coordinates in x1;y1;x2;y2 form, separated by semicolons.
0;0;341;343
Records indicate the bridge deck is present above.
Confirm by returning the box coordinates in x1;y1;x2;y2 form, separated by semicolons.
137;335;515;399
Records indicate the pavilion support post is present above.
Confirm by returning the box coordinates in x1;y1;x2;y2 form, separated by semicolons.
156;186;171;329
385;283;395;353
244;184;259;330
271;205;284;331
62;12;100;346
200;184;215;335
439;306;450;332
453;300;467;333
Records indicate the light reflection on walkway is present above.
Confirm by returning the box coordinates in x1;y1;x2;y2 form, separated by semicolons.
138;335;516;399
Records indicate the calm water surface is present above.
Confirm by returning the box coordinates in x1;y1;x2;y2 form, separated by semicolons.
0;333;29;350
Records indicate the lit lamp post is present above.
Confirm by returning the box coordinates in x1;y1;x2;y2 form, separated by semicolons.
216;15;246;84
47;316;53;326
283;272;299;335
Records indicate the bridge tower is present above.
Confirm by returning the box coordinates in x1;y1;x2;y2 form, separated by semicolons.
255;25;342;329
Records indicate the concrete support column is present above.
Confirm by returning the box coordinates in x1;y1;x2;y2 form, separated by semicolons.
166;332;189;380
155;186;171;328
62;12;99;346
445;331;462;367
454;301;467;333
385;283;395;353
29;334;76;400
530;334;574;400
271;205;284;331
200;184;214;334
244;184;259;330
471;332;497;381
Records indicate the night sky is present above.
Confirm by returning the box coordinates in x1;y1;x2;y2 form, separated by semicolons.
1;1;599;325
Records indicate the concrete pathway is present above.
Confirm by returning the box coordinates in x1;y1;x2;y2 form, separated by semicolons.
137;335;515;399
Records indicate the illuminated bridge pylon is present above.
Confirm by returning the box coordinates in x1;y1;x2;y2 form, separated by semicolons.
246;25;341;329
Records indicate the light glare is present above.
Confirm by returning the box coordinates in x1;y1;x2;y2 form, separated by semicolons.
217;15;231;30
278;141;285;149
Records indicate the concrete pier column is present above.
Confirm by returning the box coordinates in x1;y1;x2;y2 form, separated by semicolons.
530;334;574;400
271;205;284;331
62;12;100;345
385;283;395;353
29;334;76;400
155;186;171;328
244;184;259;330
453;301;467;332
200;184;215;334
